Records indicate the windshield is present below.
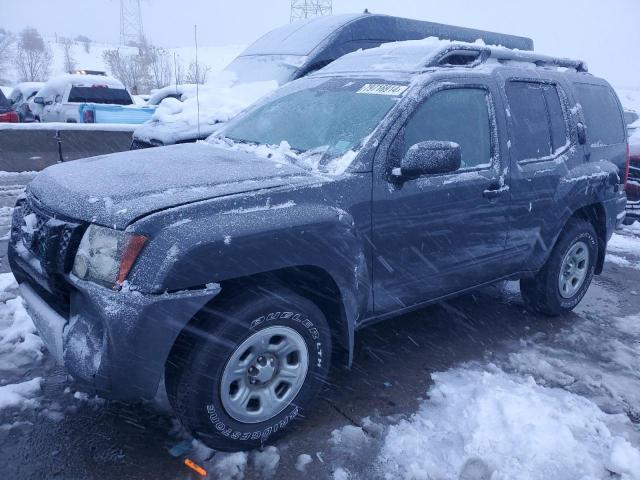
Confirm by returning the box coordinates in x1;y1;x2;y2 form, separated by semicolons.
67;86;133;105
224;55;304;85
221;79;404;172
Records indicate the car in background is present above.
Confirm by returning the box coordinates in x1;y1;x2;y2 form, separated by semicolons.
0;88;19;123
33;73;153;123
8;82;44;122
131;13;534;149
146;84;196;106
625;129;640;223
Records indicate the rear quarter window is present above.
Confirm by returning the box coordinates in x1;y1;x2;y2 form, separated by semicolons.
574;83;625;146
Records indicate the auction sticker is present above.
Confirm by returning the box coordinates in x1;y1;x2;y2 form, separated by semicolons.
357;84;408;96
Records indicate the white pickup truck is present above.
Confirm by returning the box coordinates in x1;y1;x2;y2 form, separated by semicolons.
33;73;153;124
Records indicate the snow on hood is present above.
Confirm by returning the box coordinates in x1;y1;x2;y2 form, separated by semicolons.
135;71;278;145
28;142;313;229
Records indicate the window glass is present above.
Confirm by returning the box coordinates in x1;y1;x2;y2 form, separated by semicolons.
403;88;491;169
544;86;568;152
574;83;625;146
505;82;551;161
225;81;397;155
67;87;133;105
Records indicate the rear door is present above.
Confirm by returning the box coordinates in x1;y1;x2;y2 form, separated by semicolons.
501;76;578;270
371;78;511;313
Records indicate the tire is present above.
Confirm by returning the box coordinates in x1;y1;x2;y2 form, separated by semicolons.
520;218;597;316
166;286;332;451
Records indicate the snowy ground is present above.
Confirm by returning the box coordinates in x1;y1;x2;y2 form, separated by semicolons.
1;171;640;479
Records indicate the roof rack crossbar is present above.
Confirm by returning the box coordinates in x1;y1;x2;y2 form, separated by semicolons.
488;48;588;72
426;45;588;73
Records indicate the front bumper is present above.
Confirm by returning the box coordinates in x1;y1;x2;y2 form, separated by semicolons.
10;238;221;401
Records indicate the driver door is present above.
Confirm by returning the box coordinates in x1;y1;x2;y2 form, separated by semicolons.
371;81;511;313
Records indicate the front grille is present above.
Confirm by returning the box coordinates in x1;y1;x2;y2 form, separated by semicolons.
15;196;86;276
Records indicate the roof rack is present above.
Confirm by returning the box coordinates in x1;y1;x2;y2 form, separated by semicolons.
428;45;588;72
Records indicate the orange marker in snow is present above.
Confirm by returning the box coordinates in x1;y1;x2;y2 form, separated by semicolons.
184;458;207;477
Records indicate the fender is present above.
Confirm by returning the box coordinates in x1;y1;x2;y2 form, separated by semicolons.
526;159;621;273
128;185;373;365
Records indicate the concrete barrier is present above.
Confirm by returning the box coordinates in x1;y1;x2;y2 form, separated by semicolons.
0;124;136;172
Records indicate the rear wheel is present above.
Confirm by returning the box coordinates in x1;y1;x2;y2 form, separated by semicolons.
520;218;597;316
166;287;332;451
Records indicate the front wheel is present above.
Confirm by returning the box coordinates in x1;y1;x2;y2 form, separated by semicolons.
166;287;332;451
520;218;597;316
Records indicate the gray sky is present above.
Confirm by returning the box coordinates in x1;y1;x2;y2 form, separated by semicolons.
2;0;639;86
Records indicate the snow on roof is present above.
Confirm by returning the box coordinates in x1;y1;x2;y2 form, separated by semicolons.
147;84;198;105
11;82;45;99
319;37;465;75
240;14;362;57
37;73;126;99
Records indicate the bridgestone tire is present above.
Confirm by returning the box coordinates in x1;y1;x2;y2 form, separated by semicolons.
520;218;597;316
165;287;332;452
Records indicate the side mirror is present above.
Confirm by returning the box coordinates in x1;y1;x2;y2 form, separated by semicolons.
576;122;587;145
394;141;461;179
33;97;44;105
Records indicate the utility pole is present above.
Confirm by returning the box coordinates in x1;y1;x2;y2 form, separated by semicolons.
120;0;145;47
290;0;332;23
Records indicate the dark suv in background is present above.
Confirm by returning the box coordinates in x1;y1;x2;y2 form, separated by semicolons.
9;38;627;451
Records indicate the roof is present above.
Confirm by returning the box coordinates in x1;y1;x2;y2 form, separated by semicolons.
238;13;534;59
10;82;45;99
318;37;586;78
38;74;126;98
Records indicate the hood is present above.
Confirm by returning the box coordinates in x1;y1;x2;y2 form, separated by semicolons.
29;142;314;229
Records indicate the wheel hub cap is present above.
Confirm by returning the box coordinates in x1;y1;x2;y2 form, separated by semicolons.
558;240;589;299
220;326;309;424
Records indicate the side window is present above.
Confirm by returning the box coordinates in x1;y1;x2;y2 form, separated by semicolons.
403;88;492;169
544;86;568;151
505;82;551;161
574;83;625;146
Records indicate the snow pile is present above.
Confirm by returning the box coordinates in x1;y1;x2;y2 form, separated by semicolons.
0;273;43;371
378;367;640;480
150;70;277;129
606;232;640;268
0;377;42;411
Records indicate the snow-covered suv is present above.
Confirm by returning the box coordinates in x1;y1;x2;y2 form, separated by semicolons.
9;38;628;451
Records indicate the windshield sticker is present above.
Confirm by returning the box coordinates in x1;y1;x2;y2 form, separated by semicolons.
357;84;408;96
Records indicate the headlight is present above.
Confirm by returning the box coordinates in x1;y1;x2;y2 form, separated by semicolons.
72;225;147;287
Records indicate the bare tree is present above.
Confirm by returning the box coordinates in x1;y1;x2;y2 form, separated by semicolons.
0;29;14;82
142;44;172;89
60;37;76;73
75;35;91;54
15;27;53;81
102;48;146;92
185;61;211;84
174;55;185;85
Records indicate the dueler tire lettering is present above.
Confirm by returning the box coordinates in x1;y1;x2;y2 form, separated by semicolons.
165;287;332;452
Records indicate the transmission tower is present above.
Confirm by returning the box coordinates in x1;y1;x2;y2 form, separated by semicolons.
290;0;332;23
120;0;145;46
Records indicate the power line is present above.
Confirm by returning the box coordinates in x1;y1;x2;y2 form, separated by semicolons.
120;0;144;47
290;0;333;23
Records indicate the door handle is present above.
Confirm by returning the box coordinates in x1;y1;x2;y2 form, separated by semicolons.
483;184;509;200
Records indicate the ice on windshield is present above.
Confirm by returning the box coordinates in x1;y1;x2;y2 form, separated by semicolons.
220;78;405;173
